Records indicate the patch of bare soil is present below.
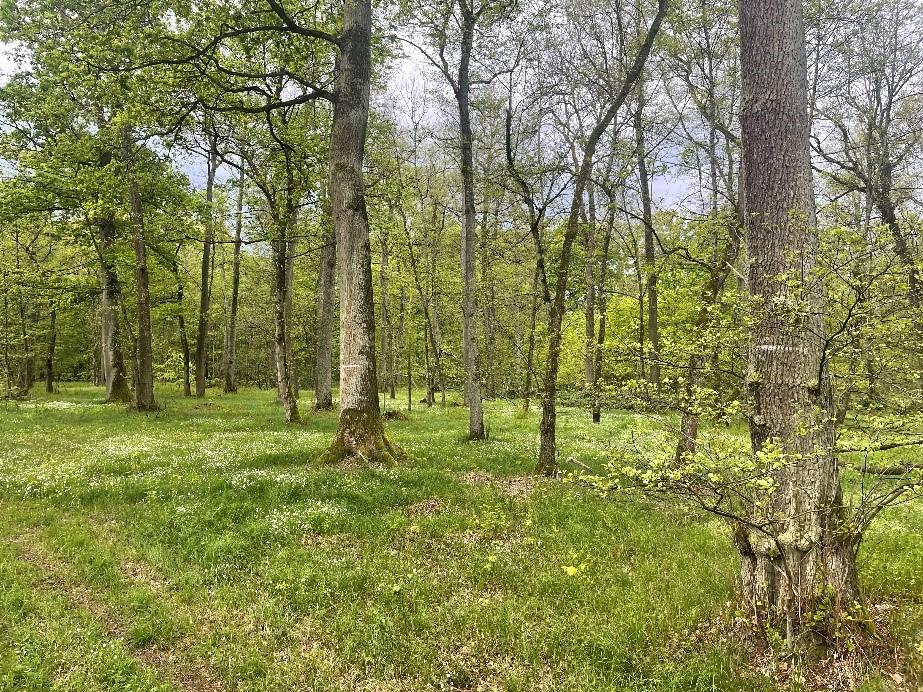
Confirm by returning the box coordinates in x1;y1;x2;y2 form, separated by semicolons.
406;497;446;518
7;532;224;692
671;601;921;692
461;470;538;500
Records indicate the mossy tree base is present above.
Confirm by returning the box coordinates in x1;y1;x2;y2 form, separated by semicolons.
318;408;404;467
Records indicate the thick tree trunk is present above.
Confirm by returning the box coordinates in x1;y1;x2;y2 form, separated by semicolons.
537;1;667;475
45;309;56;393
121;129;157;411
319;0;399;465
223;164;244;393
456;11;486;440
195;138;219;397
737;0;859;645
314;206;336;410
98;212;131;404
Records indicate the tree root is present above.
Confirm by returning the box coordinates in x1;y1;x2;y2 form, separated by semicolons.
318;408;405;467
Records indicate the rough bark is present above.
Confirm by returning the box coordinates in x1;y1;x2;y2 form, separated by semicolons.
195;137;219;397
121;129;157;411
319;0;399;466
94;146;132;404
737;0;859;645
223;163;244;393
314;201;336;410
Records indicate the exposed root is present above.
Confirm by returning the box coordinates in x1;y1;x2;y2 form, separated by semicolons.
318;408;405;467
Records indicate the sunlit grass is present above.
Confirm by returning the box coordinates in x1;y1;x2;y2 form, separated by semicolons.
0;383;919;691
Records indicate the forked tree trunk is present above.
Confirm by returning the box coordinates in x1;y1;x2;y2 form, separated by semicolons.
736;0;858;645
195;137;219;397
97;160;132;404
319;0;400;466
121;129;157;412
223;163;244;393
314;205;336;410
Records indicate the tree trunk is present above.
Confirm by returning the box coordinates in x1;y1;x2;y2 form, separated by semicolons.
591;214;615;423
272;219;300;423
98;212;131;404
523;264;540;413
584;177;596;389
737;0;858;645
121;129;157;412
380;223;395;399
319;0;399;466
536;1;667;475
456;10;486;440
635;83;660;393
314;200;336;410
45;309;56;393
224;163;244;393
195;137;219;397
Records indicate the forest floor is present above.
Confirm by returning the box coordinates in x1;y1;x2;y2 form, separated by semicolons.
0;384;920;691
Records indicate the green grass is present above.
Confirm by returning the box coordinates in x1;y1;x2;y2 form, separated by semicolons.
0;384;919;691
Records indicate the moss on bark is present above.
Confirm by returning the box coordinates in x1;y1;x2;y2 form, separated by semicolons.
318;408;404;467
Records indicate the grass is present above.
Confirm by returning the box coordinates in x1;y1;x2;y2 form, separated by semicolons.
0;383;920;691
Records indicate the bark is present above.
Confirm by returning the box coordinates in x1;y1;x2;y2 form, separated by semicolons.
314;201;336;410
272;220;300;423
121;129;157;411
195;136;219;397
583;177;597;388
591;214;615;423
522;264;540;413
456;7;486;440
319;0;399;465
177;280;192;397
44;309;56;393
379;223;396;399
635;83;660;392
98;210;131;404
536;0;667;475
737;0;859;645
223;163;244;393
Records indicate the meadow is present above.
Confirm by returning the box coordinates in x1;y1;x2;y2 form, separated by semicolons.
0;385;920;691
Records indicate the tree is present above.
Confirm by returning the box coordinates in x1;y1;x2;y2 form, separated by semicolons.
734;0;857;642
319;0;401;465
